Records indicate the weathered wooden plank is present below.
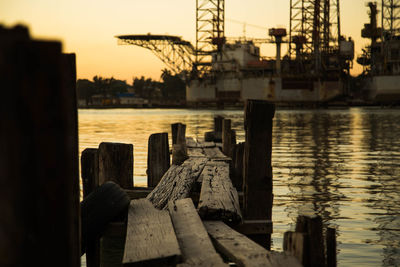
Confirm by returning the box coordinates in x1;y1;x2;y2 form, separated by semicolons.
146;158;208;210
147;133;170;187
186;136;199;148
123;199;181;266
168;199;226;266
204;221;302;267
197;162;242;223
197;141;216;148
233;220;273;235
203;147;230;161
187;147;206;157
213;116;224;142
98;142;134;189
232;142;245;191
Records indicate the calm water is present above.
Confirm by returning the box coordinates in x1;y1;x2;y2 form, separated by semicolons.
79;107;400;266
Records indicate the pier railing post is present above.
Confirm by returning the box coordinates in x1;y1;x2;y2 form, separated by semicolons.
243;100;275;248
98;142;134;189
0;26;80;266
147;133;170;187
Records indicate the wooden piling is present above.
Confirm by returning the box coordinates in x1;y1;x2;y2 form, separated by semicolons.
98;142;134;189
81;148;100;267
232;142;245;191
172;123;188;165
214;115;224;142
147;133;170;187
243;100;275;248
222;119;232;156
295;215;326;267
326;227;337;267
0;26;80;266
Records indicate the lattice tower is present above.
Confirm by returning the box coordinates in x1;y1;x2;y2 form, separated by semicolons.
382;0;400;39
196;0;225;71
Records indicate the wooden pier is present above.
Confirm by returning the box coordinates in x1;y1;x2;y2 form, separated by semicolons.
1;25;336;267
80;100;337;267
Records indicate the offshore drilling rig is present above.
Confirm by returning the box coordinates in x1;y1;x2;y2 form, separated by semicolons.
116;0;354;105
357;1;400;102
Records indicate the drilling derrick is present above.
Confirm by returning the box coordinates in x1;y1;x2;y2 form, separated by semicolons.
382;0;400;40
289;0;342;74
196;0;225;73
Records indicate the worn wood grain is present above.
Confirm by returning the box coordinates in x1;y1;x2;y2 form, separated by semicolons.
187;147;206;157
186;136;199;148
197;141;216;148
168;199;226;266
233;220;273;235
203;147;230;161
204;221;301;267
198;162;242;223
123;199;181;266
124;188;153;200
222;119;232;156
98;142;134;189
146;158;208;210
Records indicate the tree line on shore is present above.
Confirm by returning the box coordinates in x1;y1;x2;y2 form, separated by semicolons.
76;69;186;104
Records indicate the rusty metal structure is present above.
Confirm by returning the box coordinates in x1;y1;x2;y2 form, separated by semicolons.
115;35;195;75
288;0;342;73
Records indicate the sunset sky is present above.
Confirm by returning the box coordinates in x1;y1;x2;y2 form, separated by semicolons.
1;0;371;82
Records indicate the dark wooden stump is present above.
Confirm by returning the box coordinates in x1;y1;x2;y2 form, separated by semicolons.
147;133;170;187
0;26;79;266
326;227;337;267
243;100;275;249
98;142;134;189
214;115;224;142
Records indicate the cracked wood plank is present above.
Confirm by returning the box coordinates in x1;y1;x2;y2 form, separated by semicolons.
122;199;181;266
168;198;227;266
146;158;208;210
204;221;302;267
197;162;242;223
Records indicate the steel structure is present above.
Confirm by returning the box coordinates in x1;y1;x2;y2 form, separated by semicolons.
196;0;225;70
382;0;400;39
289;0;341;58
116;35;195;75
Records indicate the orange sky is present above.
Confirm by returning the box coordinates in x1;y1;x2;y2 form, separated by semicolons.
1;0;370;82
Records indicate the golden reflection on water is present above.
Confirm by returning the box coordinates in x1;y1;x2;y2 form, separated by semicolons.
78;107;400;267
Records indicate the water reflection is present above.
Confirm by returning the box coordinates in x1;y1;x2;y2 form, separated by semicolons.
78;107;400;267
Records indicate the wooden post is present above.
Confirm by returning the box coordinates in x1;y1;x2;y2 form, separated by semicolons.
295;215;326;267
222;119;232;156
172;123;188;165
98;142;134;189
243;100;275;248
232;142;245;191
147;133;170;187
326;227;337;267
214;115;224;142
0;26;80;266
82;148;99;198
171;122;186;145
81;148;100;267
